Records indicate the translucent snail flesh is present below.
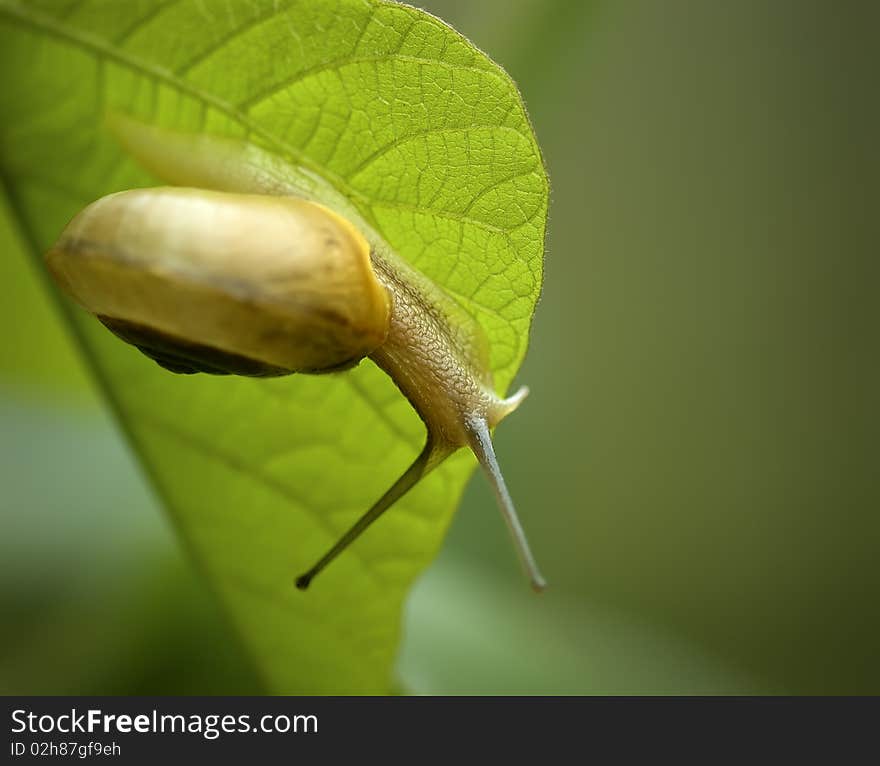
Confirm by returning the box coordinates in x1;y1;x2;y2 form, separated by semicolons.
46;118;546;592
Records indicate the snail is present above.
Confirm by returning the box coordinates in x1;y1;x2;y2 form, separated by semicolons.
45;116;546;592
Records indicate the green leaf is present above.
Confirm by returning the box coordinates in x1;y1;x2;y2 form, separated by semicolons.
0;0;547;693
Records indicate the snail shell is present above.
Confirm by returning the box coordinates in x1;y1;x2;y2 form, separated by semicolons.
45;187;391;376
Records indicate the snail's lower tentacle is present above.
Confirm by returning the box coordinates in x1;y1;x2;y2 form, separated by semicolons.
295;437;452;590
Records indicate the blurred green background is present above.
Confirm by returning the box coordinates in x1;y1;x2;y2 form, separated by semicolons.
1;0;876;694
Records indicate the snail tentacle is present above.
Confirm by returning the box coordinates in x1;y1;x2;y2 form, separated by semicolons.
295;437;450;590
465;414;546;592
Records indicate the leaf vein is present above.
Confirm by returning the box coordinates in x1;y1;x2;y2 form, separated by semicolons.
348;124;528;180
113;0;182;45
174;1;284;77
134;409;386;588
238;52;512;111
460;167;538;216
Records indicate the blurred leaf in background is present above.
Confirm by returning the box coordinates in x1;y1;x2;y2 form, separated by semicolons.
2;0;878;696
435;0;878;693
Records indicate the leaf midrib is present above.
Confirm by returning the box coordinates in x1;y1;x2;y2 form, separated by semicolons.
0;0;349;196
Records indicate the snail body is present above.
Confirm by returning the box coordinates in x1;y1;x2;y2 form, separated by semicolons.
46;117;545;591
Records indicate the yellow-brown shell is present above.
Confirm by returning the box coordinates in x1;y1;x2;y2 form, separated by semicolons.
46;187;391;375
